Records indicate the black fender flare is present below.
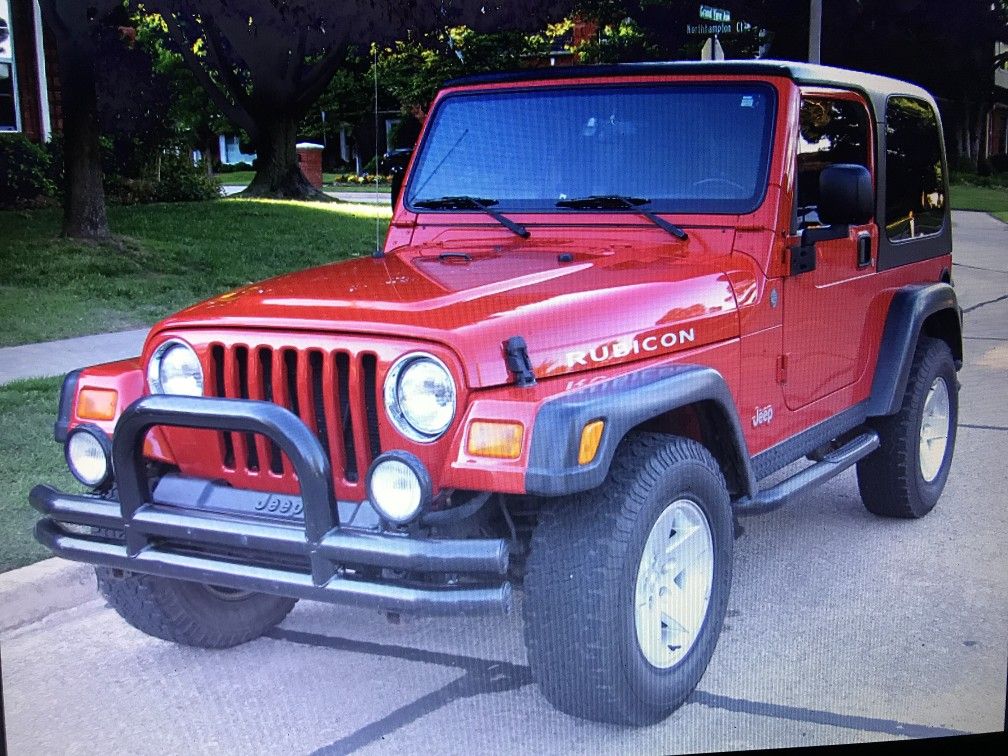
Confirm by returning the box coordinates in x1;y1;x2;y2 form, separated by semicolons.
54;369;82;443
866;283;962;417
524;365;756;499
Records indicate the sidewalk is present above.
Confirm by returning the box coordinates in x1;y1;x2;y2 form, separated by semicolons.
221;185;390;204
0;328;148;386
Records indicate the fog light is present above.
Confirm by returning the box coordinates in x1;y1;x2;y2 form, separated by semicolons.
65;426;112;487
367;452;432;525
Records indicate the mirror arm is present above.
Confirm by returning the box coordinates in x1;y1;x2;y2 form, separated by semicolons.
789;224;850;275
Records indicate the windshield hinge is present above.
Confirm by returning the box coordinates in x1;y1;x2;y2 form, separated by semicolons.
503;336;536;388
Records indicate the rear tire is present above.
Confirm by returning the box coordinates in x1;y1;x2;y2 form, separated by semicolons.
857;336;958;518
96;568;296;648
523;433;733;725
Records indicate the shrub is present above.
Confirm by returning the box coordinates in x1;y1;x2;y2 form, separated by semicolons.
151;154;221;202
216;161;254;174
0;134;55;208
102;153;220;204
990;154;1008;174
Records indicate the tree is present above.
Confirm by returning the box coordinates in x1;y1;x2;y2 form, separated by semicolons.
37;1;122;239
740;0;1008;166
151;1;576;200
376;27;537;121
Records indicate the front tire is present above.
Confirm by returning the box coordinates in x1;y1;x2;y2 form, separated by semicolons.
96;569;296;648
857;336;958;518
523;433;733;725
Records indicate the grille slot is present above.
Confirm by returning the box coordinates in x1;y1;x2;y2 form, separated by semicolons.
362;354;382;460
210;345;236;469
206;342;381;487
234;345;259;472
336;352;358;482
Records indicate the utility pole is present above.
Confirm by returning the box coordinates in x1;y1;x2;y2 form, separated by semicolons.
808;0;822;63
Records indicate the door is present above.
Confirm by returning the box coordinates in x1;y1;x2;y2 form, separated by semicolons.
782;93;877;410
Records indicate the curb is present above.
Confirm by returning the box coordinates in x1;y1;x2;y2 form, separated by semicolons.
0;558;98;634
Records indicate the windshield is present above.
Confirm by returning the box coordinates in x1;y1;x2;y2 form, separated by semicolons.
406;83;776;214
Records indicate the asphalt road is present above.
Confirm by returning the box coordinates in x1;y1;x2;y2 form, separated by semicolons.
3;212;1006;754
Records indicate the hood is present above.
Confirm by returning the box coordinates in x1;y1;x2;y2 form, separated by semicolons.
154;232;744;388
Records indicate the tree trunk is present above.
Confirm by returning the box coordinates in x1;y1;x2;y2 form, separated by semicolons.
56;40;109;239
241;114;330;201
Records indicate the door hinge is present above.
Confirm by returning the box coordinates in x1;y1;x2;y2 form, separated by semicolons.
776;354;788;384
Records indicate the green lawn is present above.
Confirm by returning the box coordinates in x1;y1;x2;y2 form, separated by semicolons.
0;198;391;347
948;182;1008;213
216;171;390;192
0;377;83;572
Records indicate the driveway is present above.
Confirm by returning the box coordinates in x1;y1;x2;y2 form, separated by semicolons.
2;212;1005;754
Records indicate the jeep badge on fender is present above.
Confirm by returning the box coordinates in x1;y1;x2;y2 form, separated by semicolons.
32;62;960;726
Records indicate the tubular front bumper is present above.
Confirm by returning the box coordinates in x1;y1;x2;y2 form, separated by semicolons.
31;395;511;615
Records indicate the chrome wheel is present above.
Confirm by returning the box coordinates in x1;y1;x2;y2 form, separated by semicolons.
634;498;714;669
919;376;950;483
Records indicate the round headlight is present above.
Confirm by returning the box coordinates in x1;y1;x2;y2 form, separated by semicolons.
147;339;204;396
384;354;456;441
367;452;432;525
65;427;111;487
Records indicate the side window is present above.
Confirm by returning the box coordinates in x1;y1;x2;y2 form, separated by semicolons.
796;97;871;227
0;0;18;132
885;97;945;241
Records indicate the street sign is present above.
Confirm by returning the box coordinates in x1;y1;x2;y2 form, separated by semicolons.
688;5;754;36
699;5;731;23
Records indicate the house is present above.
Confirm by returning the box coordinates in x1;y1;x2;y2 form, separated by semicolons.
1;0;58;141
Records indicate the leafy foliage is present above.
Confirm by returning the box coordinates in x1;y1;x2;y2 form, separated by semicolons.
144;2;576;197
0;134;56;208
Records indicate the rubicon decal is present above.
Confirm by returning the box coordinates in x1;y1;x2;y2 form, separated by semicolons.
566;329;697;368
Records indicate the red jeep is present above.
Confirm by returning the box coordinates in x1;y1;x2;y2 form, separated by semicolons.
33;62;961;725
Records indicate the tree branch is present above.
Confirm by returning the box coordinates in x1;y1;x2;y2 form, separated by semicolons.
163;14;258;139
200;14;253;111
293;45;345;112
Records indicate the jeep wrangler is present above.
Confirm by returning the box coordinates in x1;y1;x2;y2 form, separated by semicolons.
32;62;961;726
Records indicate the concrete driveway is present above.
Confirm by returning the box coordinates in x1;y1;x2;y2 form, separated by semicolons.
2;212;1006;754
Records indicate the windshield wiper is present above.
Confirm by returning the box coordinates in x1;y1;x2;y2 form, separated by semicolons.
556;195;688;240
413;196;530;238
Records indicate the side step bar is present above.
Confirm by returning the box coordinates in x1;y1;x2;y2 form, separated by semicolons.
735;431;880;516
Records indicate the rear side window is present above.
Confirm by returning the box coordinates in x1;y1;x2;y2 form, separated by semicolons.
796;97;871;228
885;97;945;241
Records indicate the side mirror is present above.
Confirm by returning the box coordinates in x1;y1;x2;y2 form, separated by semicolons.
791;163;874;275
390;169;405;209
384;148;413;209
818;163;873;226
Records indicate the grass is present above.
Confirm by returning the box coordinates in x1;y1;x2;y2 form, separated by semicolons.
0;377;83;572
948;182;1008;213
216;171;390;192
0;198;391;347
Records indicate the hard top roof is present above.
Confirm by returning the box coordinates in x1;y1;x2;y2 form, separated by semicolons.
445;60;935;104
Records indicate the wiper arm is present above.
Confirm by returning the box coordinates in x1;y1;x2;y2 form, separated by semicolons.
556;195;688;240
413;196;530;239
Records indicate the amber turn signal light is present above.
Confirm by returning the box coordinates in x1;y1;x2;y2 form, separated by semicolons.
76;388;118;421
467;421;524;459
578;420;605;465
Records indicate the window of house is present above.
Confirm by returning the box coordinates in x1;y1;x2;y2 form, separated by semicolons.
796;96;871;227
0;0;18;132
885;96;945;241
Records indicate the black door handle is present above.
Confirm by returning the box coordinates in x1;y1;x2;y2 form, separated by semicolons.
856;232;872;268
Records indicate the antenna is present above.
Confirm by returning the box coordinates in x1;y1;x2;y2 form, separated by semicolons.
373;43;384;259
